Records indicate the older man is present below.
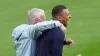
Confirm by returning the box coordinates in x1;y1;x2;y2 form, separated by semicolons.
12;8;62;56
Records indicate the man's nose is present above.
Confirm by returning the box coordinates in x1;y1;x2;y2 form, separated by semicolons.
69;14;72;18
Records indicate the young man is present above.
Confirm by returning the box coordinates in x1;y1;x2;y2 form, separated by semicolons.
52;5;73;47
35;5;73;56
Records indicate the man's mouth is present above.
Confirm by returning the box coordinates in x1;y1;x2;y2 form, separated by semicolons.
66;21;69;25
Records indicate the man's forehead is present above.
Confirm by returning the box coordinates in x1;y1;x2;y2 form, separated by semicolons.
63;9;69;13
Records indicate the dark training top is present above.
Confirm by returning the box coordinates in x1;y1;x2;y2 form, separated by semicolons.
35;27;65;56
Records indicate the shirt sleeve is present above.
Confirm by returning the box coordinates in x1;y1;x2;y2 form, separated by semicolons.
30;21;62;39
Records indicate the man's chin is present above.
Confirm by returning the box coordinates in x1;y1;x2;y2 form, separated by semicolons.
66;22;69;27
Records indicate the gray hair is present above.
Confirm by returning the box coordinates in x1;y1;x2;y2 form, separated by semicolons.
28;8;45;24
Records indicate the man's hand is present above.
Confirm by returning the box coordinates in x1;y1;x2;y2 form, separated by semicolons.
66;38;74;47
60;24;66;33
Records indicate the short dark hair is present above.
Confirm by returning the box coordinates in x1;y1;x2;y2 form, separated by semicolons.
52;5;67;17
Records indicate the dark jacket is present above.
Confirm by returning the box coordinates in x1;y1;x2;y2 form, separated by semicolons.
35;27;65;56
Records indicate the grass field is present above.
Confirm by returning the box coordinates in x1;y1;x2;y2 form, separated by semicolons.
0;0;100;56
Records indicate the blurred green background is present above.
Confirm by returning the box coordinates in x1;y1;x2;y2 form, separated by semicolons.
0;0;100;56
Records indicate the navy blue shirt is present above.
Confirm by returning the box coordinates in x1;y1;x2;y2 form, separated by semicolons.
35;27;65;56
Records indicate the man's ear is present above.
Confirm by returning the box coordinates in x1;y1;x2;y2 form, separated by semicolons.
55;16;62;21
34;18;40;23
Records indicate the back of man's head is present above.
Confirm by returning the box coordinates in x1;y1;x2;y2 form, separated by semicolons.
28;8;45;24
52;5;67;19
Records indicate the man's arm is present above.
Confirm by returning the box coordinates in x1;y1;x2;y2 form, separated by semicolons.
30;21;62;39
64;38;74;47
60;25;74;47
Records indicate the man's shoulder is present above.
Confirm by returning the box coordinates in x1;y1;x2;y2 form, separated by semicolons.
42;27;61;33
41;27;65;40
14;24;28;29
42;27;64;37
46;27;63;33
12;24;29;34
